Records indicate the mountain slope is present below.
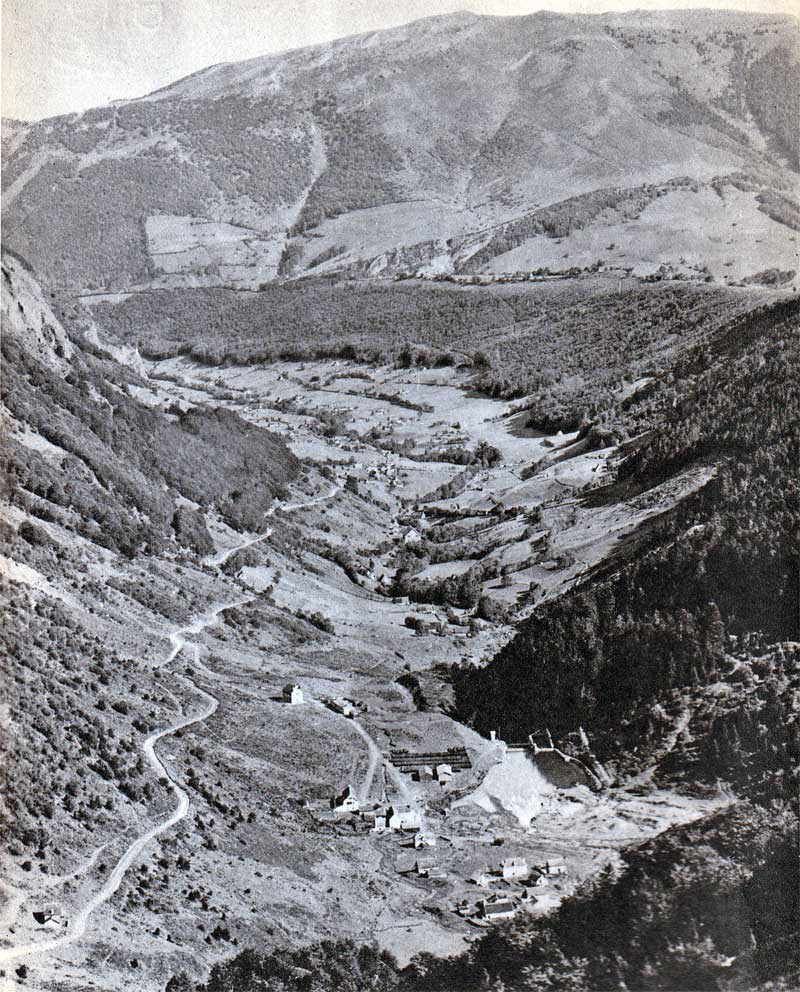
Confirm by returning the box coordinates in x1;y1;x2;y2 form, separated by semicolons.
2;10;798;290
0;252;299;558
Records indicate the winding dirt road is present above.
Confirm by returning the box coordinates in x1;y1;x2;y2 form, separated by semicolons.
206;486;340;568
0;485;340;967
0;604;234;966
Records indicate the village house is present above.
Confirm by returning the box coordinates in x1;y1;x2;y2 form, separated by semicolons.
479;896;517;921
282;683;304;705
434;763;453;784
469;872;496;888
501;857;529;882
387;804;422;832
414;856;436;877
327;696;356;718
359;803;380;823
32;908;66;930
331;786;360;814
372;814;387;833
414;831;437;848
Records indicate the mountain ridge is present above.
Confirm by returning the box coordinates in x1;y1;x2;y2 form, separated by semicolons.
2;8;798;291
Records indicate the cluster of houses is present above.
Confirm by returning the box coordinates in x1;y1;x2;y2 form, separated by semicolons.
471;855;567;887
410;762;453;785
328;785;424;834
455;856;568;922
393;848;568;924
398;854;447;881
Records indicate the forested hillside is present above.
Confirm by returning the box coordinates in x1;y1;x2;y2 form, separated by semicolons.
1;254;299;557
452;296;799;751
89;277;775;432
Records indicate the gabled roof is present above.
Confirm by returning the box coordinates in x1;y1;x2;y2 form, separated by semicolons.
484;900;516;916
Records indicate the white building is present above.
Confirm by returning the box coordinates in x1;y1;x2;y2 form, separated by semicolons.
331;786;360;814
328;697;356;718
414;831;437;849
501;857;529;882
469;872;495;888
479;897;517;921
283;683;304;705
387;804;422;832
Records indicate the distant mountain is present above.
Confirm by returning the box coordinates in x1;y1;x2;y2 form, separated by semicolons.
2;10;799;290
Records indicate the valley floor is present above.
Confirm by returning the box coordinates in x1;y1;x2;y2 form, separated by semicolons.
1;356;729;991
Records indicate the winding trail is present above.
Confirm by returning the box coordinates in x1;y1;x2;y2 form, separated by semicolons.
0;608;230;966
0;484;340;967
310;698;381;804
206;486;341;568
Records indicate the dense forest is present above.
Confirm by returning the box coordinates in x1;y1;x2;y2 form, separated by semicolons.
89;278;770;431
452;296;799;752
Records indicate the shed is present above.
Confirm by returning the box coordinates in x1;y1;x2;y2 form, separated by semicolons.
414;831;437;849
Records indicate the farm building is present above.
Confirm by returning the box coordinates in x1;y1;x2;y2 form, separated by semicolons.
479;897;517;920
389;746;471;774
331;786;360;814
414;831;437;848
32;907;66;930
282;684;304;705
469;872;495;888
435;763;453;783
388;804;422;831
327;697;356;718
414;857;437;876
